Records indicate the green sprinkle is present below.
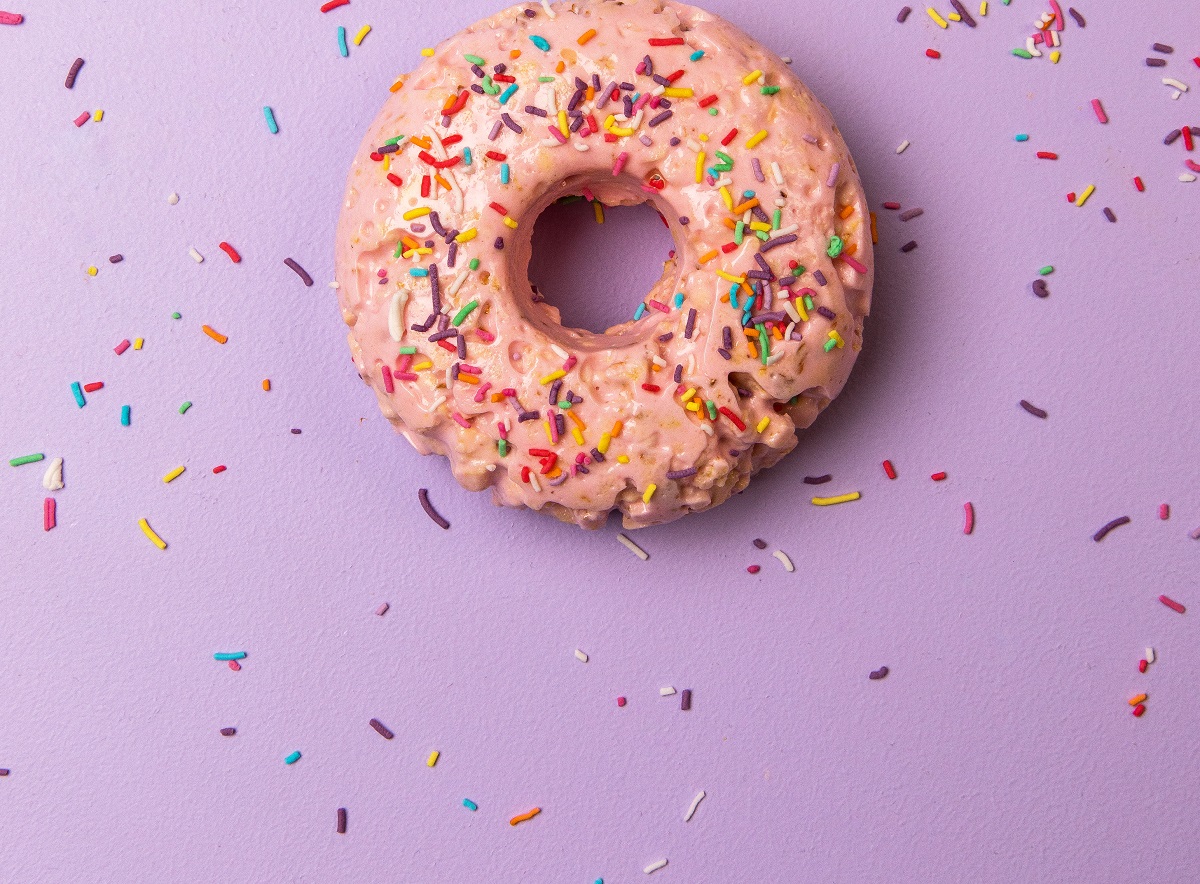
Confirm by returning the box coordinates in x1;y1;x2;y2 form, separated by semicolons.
171;311;182;320
537;75;556;82
213;651;246;661
393;241;405;258
1012;48;1033;59
734;220;745;244
690;50;705;61
482;76;499;95
1039;265;1055;276
826;235;844;258
179;401;192;415
468;258;480;271
714;150;732;165
758;324;769;365
9;453;45;467
705;400;717;420
772;208;781;230
803;295;814;311
463;798;479;811
529;35;550;51
120;405;131;427
755;230;769;242
383;135;405;146
708;107;718;115
497;440;508;458
823;338;837;352
451;299;479;326
284;751;302;765
794;265;806;277
399;346;417;355
557;400;572;410
464;54;485;65
760;85;780;95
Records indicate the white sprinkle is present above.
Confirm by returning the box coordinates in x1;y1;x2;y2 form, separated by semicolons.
659;686;676;696
528;471;541;492
781;56;792;64
1163;77;1189;92
1181;173;1197;182
1145;647;1156;665
684;790;706;822
1172;90;1182;100
329;280;340;289
167;192;179;205
540;0;556;18
644;859;668;875
550;343;570;359
574;649;589;663
1025;36;1042;57
773;549;795;572
375;602;389;616
388;290;408;341
685;138;702;152
573;142;590;151
617;533;649;561
42;457;64;491
447;270;470;297
188;247;204;263
895;139;910;154
770;161;784;185
773;223;799;237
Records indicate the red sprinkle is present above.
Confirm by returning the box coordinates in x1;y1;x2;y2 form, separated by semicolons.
440;134;463;147
421;175;431;197
1134;176;1145;192
1138;659;1148;673
1036;151;1058;160
218;241;242;263
319;0;349;11
489;201;508;215
721;128;738;146
485;150;507;161
718;406;746;431
228;660;241;671
641;383;661;392
698;94;719;108
83;381;104;393
882;459;897;480
1132;703;1146;717
747;565;760;574
931;471;947;482
43;497;55;532
386;172;403;186
213;465;227;473
648;37;685;46
925;48;941;59
1159;503;1170;520
1159;595;1186;614
1066;192;1076;203
1183;127;1194;151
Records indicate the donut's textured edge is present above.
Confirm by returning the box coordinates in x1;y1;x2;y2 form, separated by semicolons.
335;0;872;529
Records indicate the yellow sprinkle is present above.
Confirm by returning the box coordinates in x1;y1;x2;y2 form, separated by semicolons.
163;466;186;484
749;221;771;232
603;114;616;130
686;401;700;411
403;207;430;220
1076;184;1095;207
980;0;987;15
695;151;705;183
577;28;597;45
262;379;271;391
947;11;961;21
503;216;519;229
715;269;746;284
927;7;949;28
540;369;566;385
610;124;633;137
138;517;167;550
719;185;733;210
1128;693;1148;706
681;388;696;402
421;47;434;56
382;154;390;171
427;750;440;767
593;201;605;224
698;249;719;264
598;432;612;455
571;427;584;445
756;416;770;433
742;70;763;85
617;454;630;464
455;228;478;243
642;483;657;503
93;109;103;122
745;130;768;149
661;87;693;98
558;109;569;138
1050;50;1060;63
86;266;97;276
353;24;371;46
812;491;861;506
403;247;433;258
412;360;432;371
543;420;554;442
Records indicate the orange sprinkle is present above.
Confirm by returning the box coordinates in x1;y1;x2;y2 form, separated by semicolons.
554;60;565;73
509;807;541;826
747;341;758;359
577;28;597;45
585;86;594;100
202;325;228;344
870;211;878;244
611;420;624;438
457;373;479;385
838;204;854;220
409;135;432;149
434;172;451;190
698;249;719;264
262;379;271;391
845;242;858;256
567;410;586;430
1128;693;1148;706
389;77;405;93
732;197;760;214
490;393;505;402
743;328;758;339
509;49;521;59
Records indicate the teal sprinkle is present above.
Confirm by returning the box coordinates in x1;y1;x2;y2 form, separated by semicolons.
730;288;739;309
529;35;550;51
71;382;86;408
464;54;485;65
214;652;246;661
120;404;131;427
1014;133;1030;142
337;26;348;58
633;303;647;320
179;401;191;415
463;799;479;811
690;49;704;61
743;190;755;199
284;751;302;765
410;268;429;277
673;292;684;308
263;106;279;134
463;147;472;165
500;163;510;184
499;83;518;104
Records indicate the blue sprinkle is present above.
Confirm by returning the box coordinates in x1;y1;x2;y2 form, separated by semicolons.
284;751;301;765
337;26;348;57
409;268;429;277
690;49;704;61
529;34;550;51
500;163;510;184
214;651;247;661
743;190;755;198
633;303;647;321
71;381;86;408
673;292;684;308
120;404;131;426
462;147;472;165
1014;133;1029;142
263;106;279;134
462;799;478;811
499;83;518;104
730;289;739;309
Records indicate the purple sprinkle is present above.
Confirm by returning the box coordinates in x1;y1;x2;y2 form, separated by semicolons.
412;313;435;333
747;270;772;281
639;134;652;146
897;6;912;22
684;308;697;339
1164;128;1182;144
649;109;673;127
643;55;654;77
456;335;466;358
813;269;827;286
754;254;773;276
816;306;836;320
549;473;569;486
437;314;449;332
949;0;976;27
377;143;400;155
722;327;733;349
751;205;770;224
284;258;313;287
680;689;692;711
220;727;236;736
623;96;633;117
494;64;507;74
471;64;485;78
1153;42;1174;54
440;116;451;127
869;666;890;680
494;237;504;250
1103;207;1116;223
576;465;590;475
759;233;798;253
1032;278;1049;298
548;379;562;404
678;216;689;225
369;718;395;739
666;467;698;480
619;82;635;91
1092;516;1130;543
470;84;486;95
789;331;803;341
900;240;918;253
108;254;123;263
592;74;601;90
826;162;840;188
428;329;456;342
597;82;617;108
501;113;522;133
410;223;426;234
523;7;536;16
802;133;819;144
658;332;674;342
429;264;441;313
898;207;924;221
1068;7;1085;27
750;311;786;324
1019;399;1049;419
673;364;682;383
804;474;832;485
572;116;586;134
525;105;548;117
488;120;503;140
290;428;302;435
669;137;681;146
555;412;565;436
591;448;605;463
568;88;584;111
428;211;446;236
652;74;671;87
447;242;457;268
751;157;765;182
718;348;731;360
518;411;539;423
1146;58;1167;67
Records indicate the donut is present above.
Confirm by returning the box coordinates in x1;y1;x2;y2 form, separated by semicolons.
334;0;873;529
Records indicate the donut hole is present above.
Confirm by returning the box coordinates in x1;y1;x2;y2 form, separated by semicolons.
527;198;676;336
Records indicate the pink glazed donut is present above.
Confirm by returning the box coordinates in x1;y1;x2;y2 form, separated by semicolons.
335;0;872;529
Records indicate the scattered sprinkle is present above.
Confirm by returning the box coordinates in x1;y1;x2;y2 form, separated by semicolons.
684;791;706;822
462;799;478;811
680;689;692;711
1159;595;1185;614
574;649;589;663
1019;399;1048;419
418;487;450;529
220;727;236;736
284;751;302;765
869;666;890;680
213;651;246;661
263;106;279;134
284;258;314;286
509;807;540;826
369;718;394;739
772;549;795;572
616;533;649;560
426;750;439;767
963;502;975;535
138;517;167;550
9;453;44;467
1092;516;1130;542
336;807;347;834
644;859;668;875
201;324;228;344
812;491;860;506
65;57;84;89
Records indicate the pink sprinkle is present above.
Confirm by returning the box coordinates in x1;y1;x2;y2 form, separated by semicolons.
396;372;418;381
452;412;470;429
114;339;131;355
475;329;495;343
1091;99;1108;124
562;355;577;372
613;151;629;176
581;186;595;201
648;299;669;313
43;497;56;532
1048;0;1064;29
616;696;626;707
632;93;653;113
1033;32;1044;45
375;602;390;616
458;364;482;375
547;125;567;144
1159;503;1170;520
474;382;492;403
838;254;868;274
381;364;394;393
0;10;23;24
747;565;761;574
1159;595;1186;614
501;387;517;397
548;409;560;443
497;421;508;440
73;111;90;127
397;354;413;372
228;660;241;671
963;502;974;535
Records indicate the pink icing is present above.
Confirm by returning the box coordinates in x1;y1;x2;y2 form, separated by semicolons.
335;0;873;529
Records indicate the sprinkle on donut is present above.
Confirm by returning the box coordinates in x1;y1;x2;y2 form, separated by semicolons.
336;0;872;528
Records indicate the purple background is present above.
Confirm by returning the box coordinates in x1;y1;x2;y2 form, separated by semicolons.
2;1;1198;881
